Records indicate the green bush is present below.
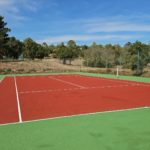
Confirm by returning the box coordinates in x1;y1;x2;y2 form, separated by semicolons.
0;68;12;74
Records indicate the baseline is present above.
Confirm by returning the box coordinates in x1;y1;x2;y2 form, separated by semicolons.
79;74;150;86
0;106;149;126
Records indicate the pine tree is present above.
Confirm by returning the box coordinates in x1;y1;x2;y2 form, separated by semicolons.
0;16;11;59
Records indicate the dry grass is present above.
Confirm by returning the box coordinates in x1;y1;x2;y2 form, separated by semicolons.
0;58;150;77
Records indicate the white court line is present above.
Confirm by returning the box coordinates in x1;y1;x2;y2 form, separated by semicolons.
82;75;150;86
19;83;143;94
14;76;22;123
0;106;149;127
20;88;80;94
48;76;86;88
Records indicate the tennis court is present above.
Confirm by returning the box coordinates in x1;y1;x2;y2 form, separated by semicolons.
0;74;150;125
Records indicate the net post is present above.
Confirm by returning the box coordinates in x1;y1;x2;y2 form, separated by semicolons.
116;66;119;78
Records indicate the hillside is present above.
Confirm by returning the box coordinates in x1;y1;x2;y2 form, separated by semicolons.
0;58;150;77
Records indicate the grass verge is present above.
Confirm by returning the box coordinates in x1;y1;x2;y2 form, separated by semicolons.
0;108;150;150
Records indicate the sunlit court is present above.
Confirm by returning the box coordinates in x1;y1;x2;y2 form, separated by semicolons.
0;74;150;125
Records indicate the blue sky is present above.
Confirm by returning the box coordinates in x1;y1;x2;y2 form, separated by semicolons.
0;0;150;45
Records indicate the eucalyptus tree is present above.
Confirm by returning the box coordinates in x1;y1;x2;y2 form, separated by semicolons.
23;38;38;60
125;41;149;75
7;37;24;59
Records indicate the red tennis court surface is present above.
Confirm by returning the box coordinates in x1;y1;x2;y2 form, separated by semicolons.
0;74;150;125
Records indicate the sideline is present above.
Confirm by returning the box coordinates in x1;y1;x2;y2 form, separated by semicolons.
14;76;22;123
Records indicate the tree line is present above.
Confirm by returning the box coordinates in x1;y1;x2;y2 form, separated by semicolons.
84;42;150;74
0;16;81;62
0;15;150;75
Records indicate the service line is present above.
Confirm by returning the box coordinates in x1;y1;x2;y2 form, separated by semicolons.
48;76;86;88
19;83;144;94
